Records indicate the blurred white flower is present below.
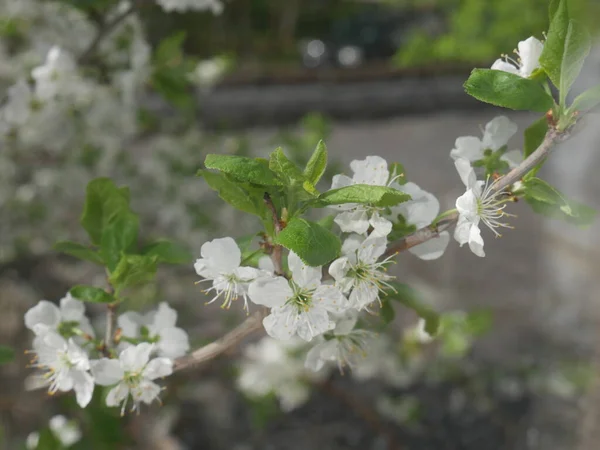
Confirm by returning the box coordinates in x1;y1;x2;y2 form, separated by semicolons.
450;116;519;163
24;293;95;339
491;36;544;78
48;415;81;447
155;0;223;14
190;58;228;89
91;343;173;415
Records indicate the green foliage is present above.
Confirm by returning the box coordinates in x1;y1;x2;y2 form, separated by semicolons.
53;241;104;265
384;282;439;335
0;345;15;364
108;254;158;293
99;210;139;272
523;177;597;226
70;285;115;304
313;184;410;208
199;169;267;217
472;147;510;177
303;140;328;186
275;218;341;266
438;310;492;358
570;85;600;112
34;428;61;450
140;240;193;264
464;69;554;112
204;154;281;186
380;299;396;324
559;20;591;105
269;148;319;197
523;117;549;158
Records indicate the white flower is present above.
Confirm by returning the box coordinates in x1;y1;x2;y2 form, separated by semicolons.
118;302;190;359
155;0;223;14
26;432;39;450
237;336;314;412
48;415;81;447
329;156;394;236
329;233;394;310
91;343;173;415
194;237;262;312
25;293;95;339
404;318;435;344
30;331;94;408
2;80;32;127
31;46;86;102
491;36;544;78
305;311;376;372
450;116;519;164
387;181;450;260
454;158;513;257
248;252;348;342
190;58;227;88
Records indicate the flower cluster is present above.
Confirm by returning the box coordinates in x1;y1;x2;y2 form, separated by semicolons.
27;415;81;449
195;156;446;372
24;293;189;413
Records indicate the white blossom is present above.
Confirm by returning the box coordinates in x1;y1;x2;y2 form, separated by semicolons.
155;0;223;14
118;302;190;359
24;293;95;339
30;331;94;408
48;415;82;447
190;58;228;89
25;432;39;450
91;343;173;415
329;233;394;310
387;181;450;260
237;336;315;411
305;311;376;372
404;318;435;344
454;158;513;257
194;237;263;312
450;116;519;165
31;46;89;102
491;36;544;78
329;156;394;236
248;252;348;341
2;80;32;127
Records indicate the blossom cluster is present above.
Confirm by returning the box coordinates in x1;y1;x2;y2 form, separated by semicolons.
24;294;189;413
26;415;81;449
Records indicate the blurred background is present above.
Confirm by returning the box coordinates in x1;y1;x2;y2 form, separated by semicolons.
1;0;600;449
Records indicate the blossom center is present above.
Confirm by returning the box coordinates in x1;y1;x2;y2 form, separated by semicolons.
288;283;313;312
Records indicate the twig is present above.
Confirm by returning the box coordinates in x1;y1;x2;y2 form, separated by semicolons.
384;126;566;257
78;3;137;64
263;193;285;276
104;302;118;352
173;309;267;372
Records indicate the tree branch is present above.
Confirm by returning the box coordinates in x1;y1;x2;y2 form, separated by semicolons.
173;309;267;372
383;126;566;258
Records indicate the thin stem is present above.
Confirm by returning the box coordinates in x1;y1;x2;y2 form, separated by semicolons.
263;193;285;276
104;302;118;353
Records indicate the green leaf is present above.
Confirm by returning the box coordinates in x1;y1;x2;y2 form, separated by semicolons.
0;345;14;364
80;178;131;245
269;147;305;184
36;428;61;450
559;20;591;105
275;218;341;266
108;254;158;292
100;210;139;272
316;214;335;231
303;140;328;185
384;282;439;335
53;241;104;265
314;184;410;208
540;0;570;88
380;300;395;324
549;0;561;21
523;117;549;158
570;85;600;112
141;240;192;264
464;69;554;112
199;169;261;216
70;285;115;304
204;154;281;186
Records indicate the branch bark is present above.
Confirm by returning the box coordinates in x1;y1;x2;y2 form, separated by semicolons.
383;126;565;258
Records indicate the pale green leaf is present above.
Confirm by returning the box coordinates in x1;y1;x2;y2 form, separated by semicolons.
303;140;328;185
204;154;281;186
70;285;115;303
275;218;341;266
314;184;410;208
53;241;104;265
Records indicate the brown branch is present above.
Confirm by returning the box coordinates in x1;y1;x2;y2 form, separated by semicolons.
383;126;566;258
173;309;267;372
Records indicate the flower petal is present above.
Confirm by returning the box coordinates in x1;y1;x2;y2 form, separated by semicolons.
501;149;522;169
296;306;334;341
334;210;370;234
263;306;299;340
456;189;478;220
90;358;124;386
330;174;354;190
200;237;241;273
454;158;477;189
117;311;144;338
59;293;85;322
482;116;518;151
248;276;292;307
409;231;450;260
305;342;327;372
350;156;389;186
119;343;153;373
24;300;60;335
132;379;161;405
71;370;94;408
491;59;519;75
157;327;190;359
517;36;544;78
106;383;129;407
450;136;483;161
142;357;173;380
288;251;321;290
468;224;486;257
151;302;178;332
357;235;387;263
349;283;378;309
454;215;472;246
312;285;348;314
328;257;349;283
369;212;392;237
258;256;275;273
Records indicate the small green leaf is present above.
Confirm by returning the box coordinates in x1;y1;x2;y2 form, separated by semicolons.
314;184;410;208
0;345;15;364
316;214;336;231
559;20;591;105
549;0;560;21
269;148;305;184
570;85;600;112
80;178;130;245
36;427;61;450
53;241;104;265
380;300;395;324
464;69;554;112
275;218;341;266
303;140;328;185
70;285;115;303
100;211;139;272
540;0;570;88
384;282;439;335
199;169;261;216
523;117;549;158
108;254;158;292
141;240;192;264
204;154;281;186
